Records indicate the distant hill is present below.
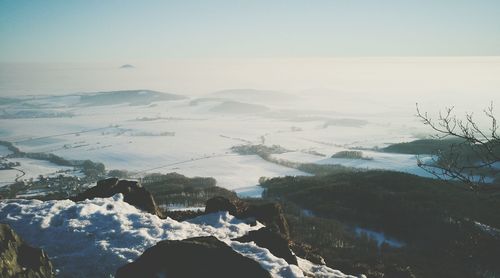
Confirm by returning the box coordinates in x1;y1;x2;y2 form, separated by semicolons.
209;100;269;114
119;64;135;69
78;90;186;106
0;97;21;105
0;109;73;119
210;89;296;103
323;118;368;128
0;90;187;109
383;138;465;155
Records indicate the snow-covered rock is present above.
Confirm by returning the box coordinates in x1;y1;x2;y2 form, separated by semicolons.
115;236;273;278
0;194;355;277
70;178;163;217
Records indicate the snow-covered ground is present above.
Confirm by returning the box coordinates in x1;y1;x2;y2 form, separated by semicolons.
0;169;20;187
162;204;205;211
354;227;405;248
272;151;435;178
0;194;355;278
0;89;433;196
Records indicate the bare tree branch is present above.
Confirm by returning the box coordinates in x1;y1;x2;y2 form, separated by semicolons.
415;103;500;190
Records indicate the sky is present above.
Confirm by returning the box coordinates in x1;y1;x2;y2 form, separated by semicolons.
1;0;500;63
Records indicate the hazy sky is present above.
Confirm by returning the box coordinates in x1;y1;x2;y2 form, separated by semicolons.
1;0;500;62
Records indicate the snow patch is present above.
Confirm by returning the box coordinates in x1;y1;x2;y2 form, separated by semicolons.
297;257;355;278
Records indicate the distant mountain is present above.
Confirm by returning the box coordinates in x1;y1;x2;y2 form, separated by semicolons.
119;64;135;69
78;90;186;106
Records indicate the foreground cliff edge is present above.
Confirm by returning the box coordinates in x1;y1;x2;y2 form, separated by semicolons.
0;179;358;278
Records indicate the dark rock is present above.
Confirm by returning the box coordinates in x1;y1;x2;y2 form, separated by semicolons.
166;209;205;222
0;224;54;278
234;227;297;265
71;178;163;217
242;202;290;237
115;236;272;278
205;196;290;237
384;265;416;278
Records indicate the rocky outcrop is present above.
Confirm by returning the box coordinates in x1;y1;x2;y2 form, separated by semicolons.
205;196;239;215
290;241;326;265
234;227;297;265
70;178;164;217
0;224;54;278
205;196;290;237
115;236;272;278
242;202;290;237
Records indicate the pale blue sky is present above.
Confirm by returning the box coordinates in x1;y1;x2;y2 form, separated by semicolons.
1;0;500;62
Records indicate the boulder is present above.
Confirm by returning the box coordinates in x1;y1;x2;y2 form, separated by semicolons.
205;196;290;237
115;236;272;278
0;224;54;278
71;178;163;217
242;202;290;237
234;227;297;265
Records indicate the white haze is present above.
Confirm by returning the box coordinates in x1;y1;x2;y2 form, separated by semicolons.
2;57;500;132
2;57;500;108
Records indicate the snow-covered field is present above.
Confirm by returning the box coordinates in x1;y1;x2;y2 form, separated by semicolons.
0;193;355;278
8;157;78;179
0;169;19;187
272;151;435;178
0;89;434;196
0;157;81;187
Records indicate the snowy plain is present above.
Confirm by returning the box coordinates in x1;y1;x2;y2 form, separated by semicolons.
0;89;433;197
2;57;499;196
